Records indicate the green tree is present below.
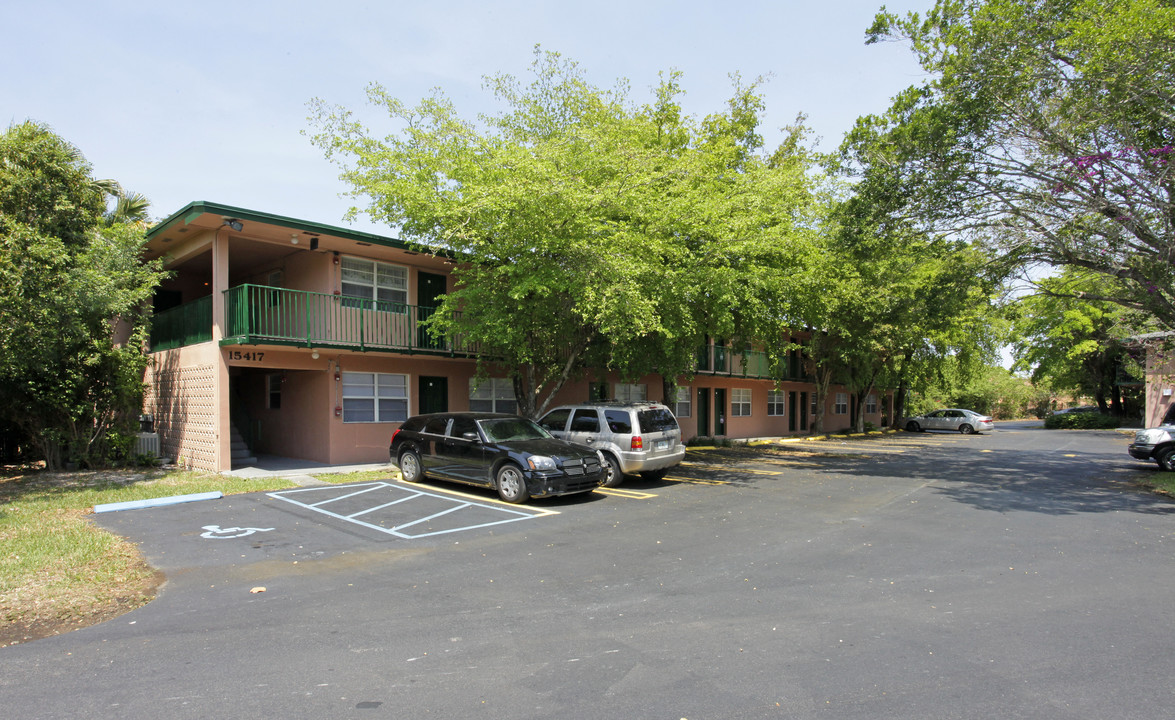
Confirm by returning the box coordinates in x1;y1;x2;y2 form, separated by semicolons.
857;0;1175;328
0;122;164;469
308;50;818;416
1011;269;1150;414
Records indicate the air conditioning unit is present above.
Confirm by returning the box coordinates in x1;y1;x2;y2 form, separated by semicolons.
135;432;160;458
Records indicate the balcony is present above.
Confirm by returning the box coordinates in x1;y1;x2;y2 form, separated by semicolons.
694;344;809;381
150;295;212;351
150;285;482;356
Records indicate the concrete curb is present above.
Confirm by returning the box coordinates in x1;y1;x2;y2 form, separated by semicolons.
93;491;224;514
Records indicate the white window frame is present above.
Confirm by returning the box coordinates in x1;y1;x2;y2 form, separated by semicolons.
674;387;691;418
470;377;517;414
731;388;752;417
340;256;408;312
865;394;878;414
834;392;849;415
767;389;785;417
341;372;408;423
615;383;647;402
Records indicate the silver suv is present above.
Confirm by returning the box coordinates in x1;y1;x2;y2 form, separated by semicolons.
1129;424;1175;470
538;401;686;487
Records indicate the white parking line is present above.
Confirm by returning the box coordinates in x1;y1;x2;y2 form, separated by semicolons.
267;482;551;539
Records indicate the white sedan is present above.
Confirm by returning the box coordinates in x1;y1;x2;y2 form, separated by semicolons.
903;409;994;434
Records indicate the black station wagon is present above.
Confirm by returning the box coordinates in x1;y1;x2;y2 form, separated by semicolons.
389;412;606;503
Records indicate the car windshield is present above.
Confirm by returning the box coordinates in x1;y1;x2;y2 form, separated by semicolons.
478;417;551;443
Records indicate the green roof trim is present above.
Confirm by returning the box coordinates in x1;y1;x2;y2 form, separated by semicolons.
147;200;444;255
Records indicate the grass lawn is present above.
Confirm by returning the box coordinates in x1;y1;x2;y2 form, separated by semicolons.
0;465;392;648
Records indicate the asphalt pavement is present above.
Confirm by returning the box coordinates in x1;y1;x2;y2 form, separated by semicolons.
2;424;1173;720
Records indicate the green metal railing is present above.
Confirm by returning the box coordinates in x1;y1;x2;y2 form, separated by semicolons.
694;344;809;381
222;284;481;355
150;295;213;351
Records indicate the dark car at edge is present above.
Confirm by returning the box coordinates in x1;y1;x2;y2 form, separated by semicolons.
389;412;606;503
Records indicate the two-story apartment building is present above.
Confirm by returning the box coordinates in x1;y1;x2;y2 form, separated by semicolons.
143;202;891;473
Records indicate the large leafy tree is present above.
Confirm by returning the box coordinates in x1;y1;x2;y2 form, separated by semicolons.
308;50;817;416
854;0;1175;327
0;121;164;469
1011;269;1150;414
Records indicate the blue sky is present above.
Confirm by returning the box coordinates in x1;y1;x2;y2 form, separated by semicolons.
3;0;929;235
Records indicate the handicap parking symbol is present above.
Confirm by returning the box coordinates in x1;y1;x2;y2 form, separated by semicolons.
200;524;275;539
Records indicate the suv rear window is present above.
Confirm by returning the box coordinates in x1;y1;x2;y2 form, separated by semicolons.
637;408;679;433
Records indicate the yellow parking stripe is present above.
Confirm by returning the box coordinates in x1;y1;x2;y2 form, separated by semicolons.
596;487;658;499
666;475;730;486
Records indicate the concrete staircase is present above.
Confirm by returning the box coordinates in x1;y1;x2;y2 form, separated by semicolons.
230;423;257;468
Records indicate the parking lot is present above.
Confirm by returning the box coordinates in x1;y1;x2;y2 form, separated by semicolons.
7;425;1175;720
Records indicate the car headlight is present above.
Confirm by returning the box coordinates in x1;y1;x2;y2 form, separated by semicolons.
527;455;557;471
1137;429;1170;444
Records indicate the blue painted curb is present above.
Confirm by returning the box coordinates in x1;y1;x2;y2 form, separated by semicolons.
93;491;224;514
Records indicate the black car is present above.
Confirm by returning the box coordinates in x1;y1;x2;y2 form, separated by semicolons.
388;412;606;503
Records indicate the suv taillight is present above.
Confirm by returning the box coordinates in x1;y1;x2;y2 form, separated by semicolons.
390;429;400;445
631;436;643;450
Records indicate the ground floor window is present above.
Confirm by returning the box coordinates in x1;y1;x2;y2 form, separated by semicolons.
768;389;785;416
470;377;517;414
342;372;408;422
865;394;878;414
834;392;848;415
615;383;647;402
731;388;751;417
675;387;691;418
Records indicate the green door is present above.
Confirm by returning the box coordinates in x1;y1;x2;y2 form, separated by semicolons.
788;391;797;432
417;271;447;350
714;388;727;436
418;376;448;415
696;387;710;437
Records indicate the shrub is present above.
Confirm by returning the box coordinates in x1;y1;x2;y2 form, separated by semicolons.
1043;412;1121;430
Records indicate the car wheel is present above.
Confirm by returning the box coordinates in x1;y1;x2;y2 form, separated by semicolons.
905;421;921;433
1156;446;1175;472
495;463;530;503
599;454;624;488
640;468;668;482
959;424;975;434
399;450;424;482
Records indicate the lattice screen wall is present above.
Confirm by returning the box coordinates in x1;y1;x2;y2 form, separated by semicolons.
145;361;219;472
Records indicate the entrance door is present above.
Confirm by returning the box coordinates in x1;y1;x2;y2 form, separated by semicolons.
714;389;727;436
800;392;809;431
696;387;710;437
417;271;447;350
788;391;797;432
418;376;448;415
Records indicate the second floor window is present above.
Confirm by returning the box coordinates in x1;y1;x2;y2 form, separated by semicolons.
341;257;408;312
